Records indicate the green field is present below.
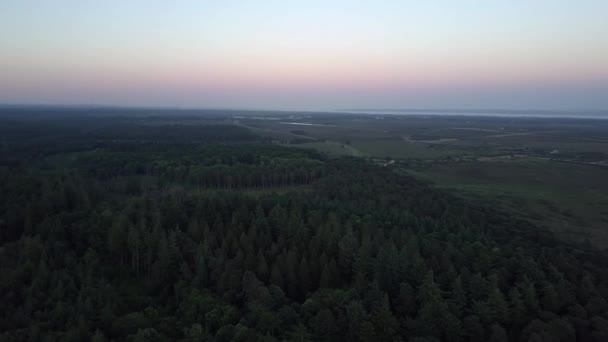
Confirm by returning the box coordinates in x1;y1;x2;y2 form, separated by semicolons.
292;140;363;157
408;158;608;248
352;140;469;159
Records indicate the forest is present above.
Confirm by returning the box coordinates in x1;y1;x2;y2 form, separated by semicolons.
1;111;608;341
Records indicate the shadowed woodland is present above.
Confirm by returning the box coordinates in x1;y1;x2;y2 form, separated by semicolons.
1;113;608;341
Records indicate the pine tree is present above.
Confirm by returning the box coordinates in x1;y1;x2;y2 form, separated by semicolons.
270;263;284;289
398;281;416;316
91;330;108;342
285;247;300;298
416;271;453;338
449;276;467;317
487;287;509;325
521;280;540;314
256;252;270;281
541;283;560;312
127;224;141;274
338;227;357;278
345;300;366;341
188;219;202;242
319;264;332;289
370;294;398;341
195;246;208;288
107;214;128;266
508;287;527;327
319;259;339;289
298;258;311;297
487;324;508;342
417;271;442;305
469;273;488;301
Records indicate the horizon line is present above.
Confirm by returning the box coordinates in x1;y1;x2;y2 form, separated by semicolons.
1;102;608;114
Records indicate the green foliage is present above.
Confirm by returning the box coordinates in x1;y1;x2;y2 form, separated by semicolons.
1;117;608;341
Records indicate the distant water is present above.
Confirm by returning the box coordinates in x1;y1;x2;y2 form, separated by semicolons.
280;122;336;126
336;109;608;119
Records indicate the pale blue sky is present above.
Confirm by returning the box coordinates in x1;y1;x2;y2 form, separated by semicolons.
1;1;607;110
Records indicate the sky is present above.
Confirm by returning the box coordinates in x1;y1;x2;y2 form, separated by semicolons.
1;0;607;111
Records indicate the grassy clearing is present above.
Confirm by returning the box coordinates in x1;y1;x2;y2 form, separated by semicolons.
291;141;363;157
408;159;608;248
352;140;468;159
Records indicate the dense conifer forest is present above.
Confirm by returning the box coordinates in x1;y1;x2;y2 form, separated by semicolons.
1;114;608;341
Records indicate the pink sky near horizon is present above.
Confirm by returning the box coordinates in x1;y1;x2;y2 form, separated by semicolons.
1;1;607;109
6;59;606;97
